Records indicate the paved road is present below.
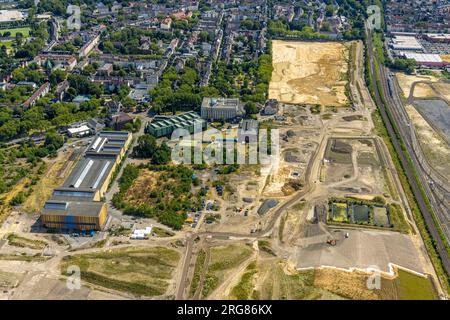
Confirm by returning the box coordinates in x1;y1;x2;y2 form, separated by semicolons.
366;27;450;275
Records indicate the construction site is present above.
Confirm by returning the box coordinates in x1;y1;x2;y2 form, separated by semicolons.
176;40;444;300
396;72;450;181
0;40;445;300
269;40;350;107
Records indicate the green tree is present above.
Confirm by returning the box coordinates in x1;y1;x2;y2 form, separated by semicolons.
152;142;171;165
244;102;258;115
133;134;157;158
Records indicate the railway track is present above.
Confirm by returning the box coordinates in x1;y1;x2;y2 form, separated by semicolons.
366;28;450;275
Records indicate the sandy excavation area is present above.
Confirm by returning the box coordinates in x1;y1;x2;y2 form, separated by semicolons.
395;73;439;98
269;40;349;106
441;55;450;63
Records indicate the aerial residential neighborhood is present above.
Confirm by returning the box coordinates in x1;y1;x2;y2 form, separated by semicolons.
0;0;448;305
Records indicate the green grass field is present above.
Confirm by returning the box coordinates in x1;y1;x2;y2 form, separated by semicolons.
189;249;206;298
332;203;348;222
202;244;253;298
0;40;13;48
7;233;47;250
395;269;437;300
230;261;258;300
0;27;31;37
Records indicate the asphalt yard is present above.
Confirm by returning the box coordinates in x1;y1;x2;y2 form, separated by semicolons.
295;229;424;274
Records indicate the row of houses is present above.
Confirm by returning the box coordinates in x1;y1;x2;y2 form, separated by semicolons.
22;82;50;109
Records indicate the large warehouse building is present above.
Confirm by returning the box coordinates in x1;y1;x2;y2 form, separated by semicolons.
389;35;424;51
40;131;132;232
399;52;449;68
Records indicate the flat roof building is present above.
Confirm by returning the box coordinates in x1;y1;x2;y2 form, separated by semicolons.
67;125;92;137
424;33;450;43
146;111;207;138
201;97;244;121
400;52;448;67
390;35;423;51
40;131;132;232
238;119;258;143
40;200;107;231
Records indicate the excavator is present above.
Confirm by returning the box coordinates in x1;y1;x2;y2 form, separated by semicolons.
318;222;338;246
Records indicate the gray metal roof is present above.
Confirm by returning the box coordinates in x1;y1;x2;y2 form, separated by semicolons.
41;200;105;217
62;157;114;190
85;131;130;156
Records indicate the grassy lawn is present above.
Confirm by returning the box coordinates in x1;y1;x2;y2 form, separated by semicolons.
0;27;31;37
0;40;13;49
22;151;77;214
330;197;410;232
152;227;175;237
0;254;49;262
388;203;410;233
332;203;348;222
230;261;258;300
60;246;180;297
395;269;437;300
201;244;253;298
0;270;22;289
260;262;331;300
189;249;206;298
7;233;47;250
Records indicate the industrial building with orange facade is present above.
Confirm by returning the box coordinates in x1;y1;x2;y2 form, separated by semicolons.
40;131;132;232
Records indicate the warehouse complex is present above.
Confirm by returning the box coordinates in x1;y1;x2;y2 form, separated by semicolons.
388;32;450;68
399;52;447;67
146;111;207;138
389;35;423;51
40;131;132;232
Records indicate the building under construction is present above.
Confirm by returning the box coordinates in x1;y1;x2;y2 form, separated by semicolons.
40;131;132;232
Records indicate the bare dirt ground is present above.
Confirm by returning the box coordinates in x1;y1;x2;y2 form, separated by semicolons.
395;73;439;98
405;104;450;180
434;82;450;101
269;41;349;106
441;55;450;63
193;40;443;299
0;241;185;300
321;138;390;197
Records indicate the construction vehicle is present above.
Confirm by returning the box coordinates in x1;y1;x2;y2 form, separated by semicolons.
327;239;337;246
318;222;338;246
